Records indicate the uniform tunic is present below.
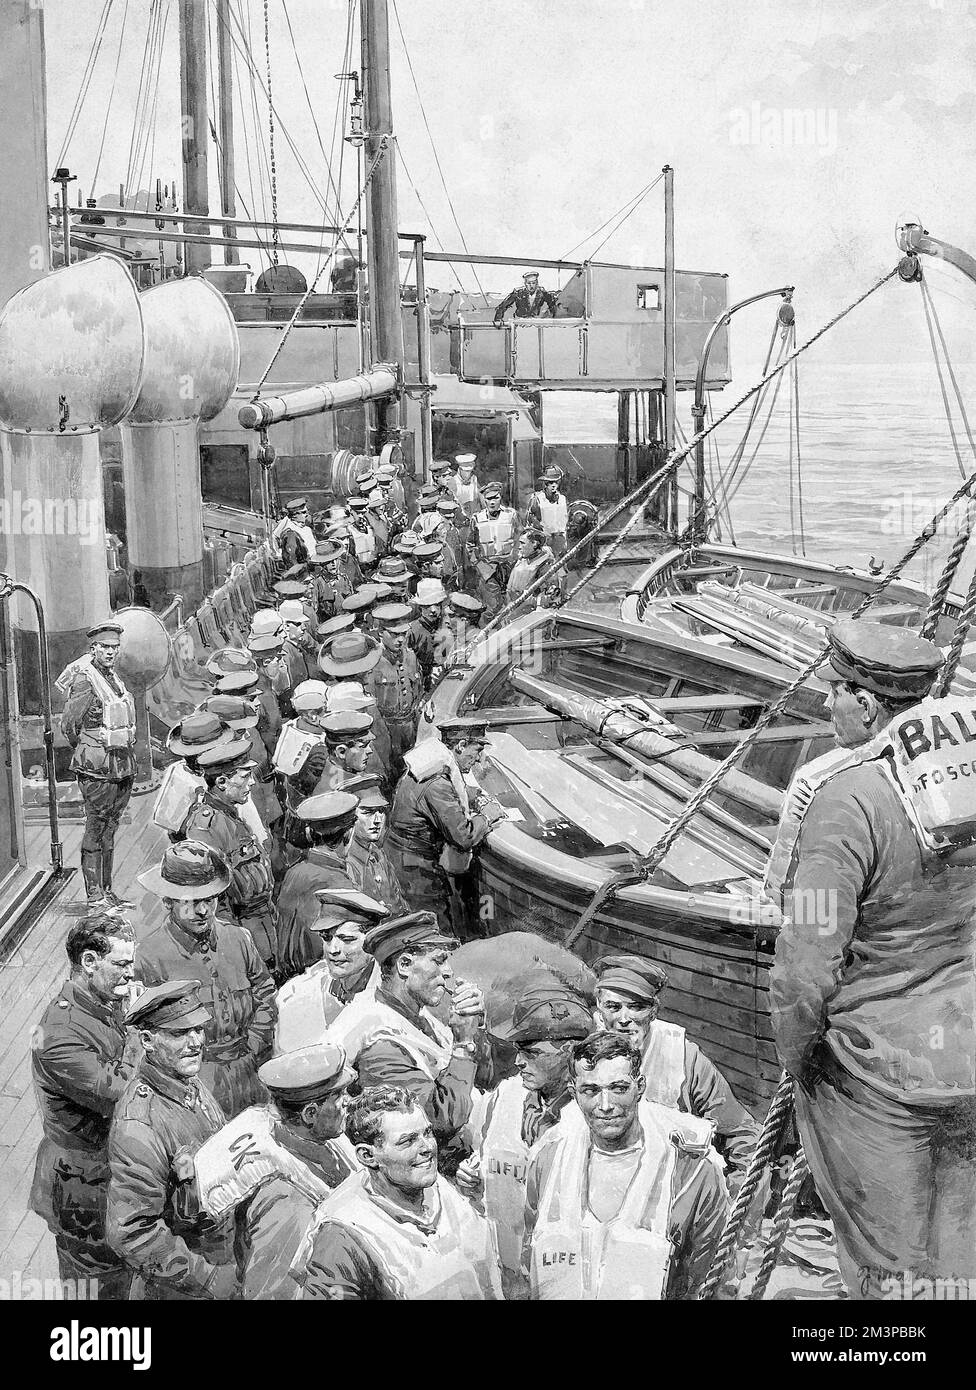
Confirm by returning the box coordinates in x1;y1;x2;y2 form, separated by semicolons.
61;661;136;863
106;1059;235;1299
135;917;276;1120
387;763;491;931
344;826;408;914
492;284;558;321
184;790;279;972
30;979;136;1297
365;650;424;776
275;845;355;981
408;614;445;690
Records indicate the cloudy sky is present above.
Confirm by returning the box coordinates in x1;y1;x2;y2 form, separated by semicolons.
42;0;976;369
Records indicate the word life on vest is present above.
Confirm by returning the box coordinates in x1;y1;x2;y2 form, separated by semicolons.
889;695;976;850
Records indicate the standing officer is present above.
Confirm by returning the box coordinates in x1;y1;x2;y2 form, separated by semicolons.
344;773;408;915
135;842;276;1120
346;495;380;574
274;497;317;569
493;269;558;324
767;620;976;1299
276;791;360;980
593;955;760;1194
409;577;449;691
433;497;463;588
30;916;138;1299
471;482;520;620
526;465;569;557
107;981;239;1299
183;733;280;981
60;620;137;911
410;486;443;540
366;604;424;783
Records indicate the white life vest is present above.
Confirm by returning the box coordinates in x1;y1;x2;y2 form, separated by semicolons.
476;509;516;560
153;760;203;832
640;1019;686;1110
240;795;269;845
273;720;324;777
455;479;480;512
325;992;453;1079
80;657;137;749
193;1104;358;1220
412;512;442;540
534;492;568;537
529;1100;710;1301
507;551;550;600
475;1076;532;1278
273;517;317;564
884;694;976;851
275;959;380;1055
298;1169;500;1300
402;738;473;874
350;524;377;563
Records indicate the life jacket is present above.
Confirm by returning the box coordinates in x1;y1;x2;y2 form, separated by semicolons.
507;550;552;600
295;1169;499;1300
75;657;137;749
529;1100;713;1301
273;719;325;777
884;694;976;852
764;742;870;902
325;992;453;1079
476;508;516;560
402;738;473;874
274;960;380;1054
272;517;317;564
475;1075;533;1278
533;491;568;537
153;761;204;833
349;523;377;564
640;1019;686;1110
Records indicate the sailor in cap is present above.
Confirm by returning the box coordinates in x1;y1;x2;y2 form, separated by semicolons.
274;497;317;570
60;619;137;911
365;603;424;783
593;955;760;1193
343;773;408;915
181;734;281;981
276;791;360;983
469;984;593;1296
411;540;445;588
506;524;563;614
106;981;239;1299
346;493;380;573
453;453;484;518
526;464;569;558
410;484;443;541
232;1042;361;1299
492;269;558;325
768;618;976;1299
409;576;449;690
471;481;521;619
325;911;487;1179
275;889;390;1054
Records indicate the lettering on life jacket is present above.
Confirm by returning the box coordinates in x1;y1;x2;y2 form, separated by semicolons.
229;1131;262;1172
488;1157;527;1182
541;1250;577;1267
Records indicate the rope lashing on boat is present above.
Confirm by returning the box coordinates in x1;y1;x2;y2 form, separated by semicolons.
697;1073;797;1299
248;136;392;403
746;1149;811;1301
921;519;974;641
937;562;976;696
459;265;904;663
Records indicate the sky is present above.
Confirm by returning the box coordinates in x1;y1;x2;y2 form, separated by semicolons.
40;0;976;372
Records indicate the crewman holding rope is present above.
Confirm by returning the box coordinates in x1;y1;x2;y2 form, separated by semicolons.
767;619;976;1300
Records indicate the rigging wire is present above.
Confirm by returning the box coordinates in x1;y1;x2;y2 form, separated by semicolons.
262;0;280;264
560;172;664;262
89;0;129;199
395;145;468;296
792;353;806;554
919;278;968;479
280;0;347;228
585;172;664;263
920;275;976;466
133;0;170;207
55;0;114;171
122;0;158;200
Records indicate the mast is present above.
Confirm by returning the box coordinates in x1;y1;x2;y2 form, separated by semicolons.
663;164;676;531
215;0;239;265
179;0;211;275
361;0;405;448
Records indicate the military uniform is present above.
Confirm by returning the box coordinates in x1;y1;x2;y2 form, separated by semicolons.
506;543;562;614
275;791;360;982
365;648;423;779
471;500;521;620
409;612;446;690
492;281;558;322
30;979;135;1298
184;790;279;974
135;917;276;1120
345;825;407;914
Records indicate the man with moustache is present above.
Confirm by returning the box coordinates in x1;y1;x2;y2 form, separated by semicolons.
30;916;139;1299
297;1084;500;1300
107;981;239;1299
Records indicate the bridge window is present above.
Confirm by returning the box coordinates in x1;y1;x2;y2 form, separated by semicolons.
636;283;661;311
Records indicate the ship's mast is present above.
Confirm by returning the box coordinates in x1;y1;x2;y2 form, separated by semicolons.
361;0;405;449
216;0;239;266
179;0;211;274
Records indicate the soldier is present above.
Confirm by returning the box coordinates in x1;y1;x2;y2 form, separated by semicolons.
30;915;138;1299
387;718;506;936
309;539;353;622
232;1044;360;1299
453;454;484;517
410;485;443;540
346;495;380;574
246;630;286;760
470;985;593;1298
314;710;376;793
327;521;365;593
319;631;388;784
593;955;760;1195
355;463;378;499
366;488;391;559
152;713;235;844
276;594;317;691
106;981;239;1299
526;464;569;558
60;620;137;911
506;526;562;615
272;679;331;843
273;496;317;569
275;889;388;1054
343;772;408;915
411;541;446;595
374;556;413;602
767;620;976;1299
521;1031;729;1301
183;732;280;981
493;269;558;324
430;458;457;498
275;791;360;982
433;496;463;588
297;1084;500;1300
409;577;449;691
340;586;380;632
135;842;276;1120
325;915;488;1179
198;693;279;839
374;471;409;546
471;481;520;620
440;591;485;669
366;603;424;783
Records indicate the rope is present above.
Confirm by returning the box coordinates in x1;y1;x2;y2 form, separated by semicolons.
698;1074;795;1299
708;313;782;513
793;354;806;555
262;0;280;265
746;1150;810;1301
560;174;664;261
281;0;348;228
396;146;469;296
586;174;664;263
723;330;792;506
921;517;974;640
919;278;967;479
55;0;113;171
937;561;976;695
561;504;647;607
923;275;976;464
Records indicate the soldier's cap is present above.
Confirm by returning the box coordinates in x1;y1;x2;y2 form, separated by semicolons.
455;453;477;468
481;481;502;498
343;772;389;809
823;619;943;702
373;602;413;632
448;591;484;614
250;609;285;638
195;730;256;775
311;540;344;565
596;953;669;1004
316;613;356;641
285;496;310;515
341;589;377;614
87;620;123;644
249;632;285;655
496;986;594;1045
278;599;307;624
215;670;260;696
430;459;453;475
540;465;564;484
415;577;448;606
292;679;329;713
294;790;360;831
413;541;444;562
322;710;373;743
274;580;308;600
166;712;236;757
319;631;382;678
355;468;377;488
376;557;411;582
369;583;394;602
523;270;541;280
436;497;458;515
347;496;370;511
418;486;440;506
125;980;212;1032
375;464;397;482
437;716;490;746
258;1043;356;1103
137;841;232;901
327;682;376;714
366;489;385;508
394;533;420;554
196;695;259;731
311;888;389;933
205;647;256;678
363;911;459;966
